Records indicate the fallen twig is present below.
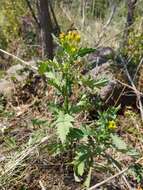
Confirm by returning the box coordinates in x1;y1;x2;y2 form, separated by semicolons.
116;79;143;96
113;162;132;190
121;57;143;121
133;57;143;81
0;48;38;71
88;157;143;190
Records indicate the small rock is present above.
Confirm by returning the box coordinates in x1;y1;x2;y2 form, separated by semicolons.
89;62;117;100
6;64;28;82
0;79;14;97
0;155;6;162
87;47;115;67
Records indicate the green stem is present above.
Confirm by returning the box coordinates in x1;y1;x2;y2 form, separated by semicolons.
64;74;69;113
64;93;69;113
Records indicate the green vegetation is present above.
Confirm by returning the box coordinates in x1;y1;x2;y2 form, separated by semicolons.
0;1;143;190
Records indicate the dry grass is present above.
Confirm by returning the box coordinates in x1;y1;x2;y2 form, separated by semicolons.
55;1;125;49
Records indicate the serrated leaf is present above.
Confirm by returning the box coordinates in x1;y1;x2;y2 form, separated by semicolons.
111;134;128;151
56;113;74;143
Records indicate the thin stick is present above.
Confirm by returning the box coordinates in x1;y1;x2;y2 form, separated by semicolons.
113;163;132;190
0;48;38;71
25;0;40;28
122;57;143;121
89;167;129;190
88;157;143;190
115;72;143;101
133;57;143;81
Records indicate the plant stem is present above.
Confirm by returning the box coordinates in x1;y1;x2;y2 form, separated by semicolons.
64;74;69;113
64;93;69;113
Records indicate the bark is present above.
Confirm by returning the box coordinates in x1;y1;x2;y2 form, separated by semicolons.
123;0;137;46
126;0;137;27
25;0;40;28
38;0;54;59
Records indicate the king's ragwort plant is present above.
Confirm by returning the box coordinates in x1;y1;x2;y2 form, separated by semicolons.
38;31;138;188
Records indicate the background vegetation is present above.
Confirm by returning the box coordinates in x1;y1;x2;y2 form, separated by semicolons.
0;0;143;190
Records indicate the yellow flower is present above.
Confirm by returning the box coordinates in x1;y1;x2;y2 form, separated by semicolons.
66;33;73;41
71;47;77;53
59;31;80;54
66;31;81;42
59;32;65;39
75;34;81;42
59;32;66;44
108;120;117;129
59;31;81;44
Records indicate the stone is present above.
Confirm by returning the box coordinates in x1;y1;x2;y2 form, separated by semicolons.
6;64;27;82
0;79;14;97
89;61;117;100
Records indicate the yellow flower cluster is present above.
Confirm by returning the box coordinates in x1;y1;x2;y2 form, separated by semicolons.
59;31;81;44
59;31;81;54
108;120;117;129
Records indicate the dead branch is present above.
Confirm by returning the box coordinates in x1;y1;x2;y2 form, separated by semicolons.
88;157;143;190
133;57;143;81
25;0;40;28
0;48;38;71
120;57;143;121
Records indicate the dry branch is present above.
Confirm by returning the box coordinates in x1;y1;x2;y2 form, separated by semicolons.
88;157;143;190
0;48;38;71
121;57;143;121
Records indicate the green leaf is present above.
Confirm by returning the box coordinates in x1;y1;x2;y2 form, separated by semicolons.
31;118;48;126
111;134;128;151
73;146;91;178
48;79;62;93
126;148;140;157
76;48;96;58
93;78;108;89
38;62;49;75
45;71;55;79
45;71;62;93
81;76;108;90
77;161;85;176
56;112;74;143
68;128;84;140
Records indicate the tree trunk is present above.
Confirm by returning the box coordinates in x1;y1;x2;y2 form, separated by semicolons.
123;0;137;46
38;0;54;59
127;0;137;26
